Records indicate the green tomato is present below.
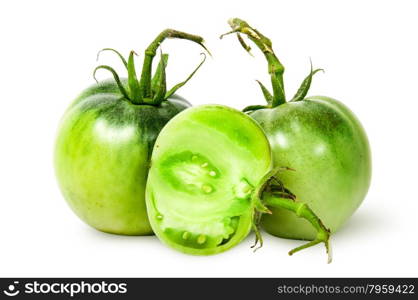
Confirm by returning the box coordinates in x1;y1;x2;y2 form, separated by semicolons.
250;96;371;240
223;18;371;241
146;104;331;257
55;79;190;235
54;30;208;235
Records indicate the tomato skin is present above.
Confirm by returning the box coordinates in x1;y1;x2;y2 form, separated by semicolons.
146;104;272;255
250;96;372;240
54;78;190;235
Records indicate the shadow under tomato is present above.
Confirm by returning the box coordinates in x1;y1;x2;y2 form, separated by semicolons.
335;208;387;239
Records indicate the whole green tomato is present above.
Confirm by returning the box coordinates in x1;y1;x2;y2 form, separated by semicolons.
223;18;371;240
55;29;207;235
251;96;371;240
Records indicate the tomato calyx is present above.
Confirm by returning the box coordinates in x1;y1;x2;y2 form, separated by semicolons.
93;29;209;106
251;167;332;263
221;18;324;112
290;62;324;102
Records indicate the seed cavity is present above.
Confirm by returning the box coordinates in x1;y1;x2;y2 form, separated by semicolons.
197;234;206;244
160;151;220;195
182;231;190;240
201;184;213;194
234;178;254;199
243;185;251;194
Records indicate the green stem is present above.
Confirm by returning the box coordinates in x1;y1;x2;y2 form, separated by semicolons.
138;29;208;101
151;51;167;105
263;192;332;263
93;65;130;100
163;53;207;101
127;51;141;104
221;18;286;107
151;53;169;95
291;61;324;102
251;221;264;252
96;48;128;69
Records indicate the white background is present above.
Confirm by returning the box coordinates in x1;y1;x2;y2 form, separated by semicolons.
1;0;417;277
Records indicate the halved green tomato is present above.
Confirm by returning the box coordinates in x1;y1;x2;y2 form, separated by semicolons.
145;105;272;255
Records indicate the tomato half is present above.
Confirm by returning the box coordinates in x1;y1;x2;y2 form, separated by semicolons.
145;104;272;254
146;104;331;258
